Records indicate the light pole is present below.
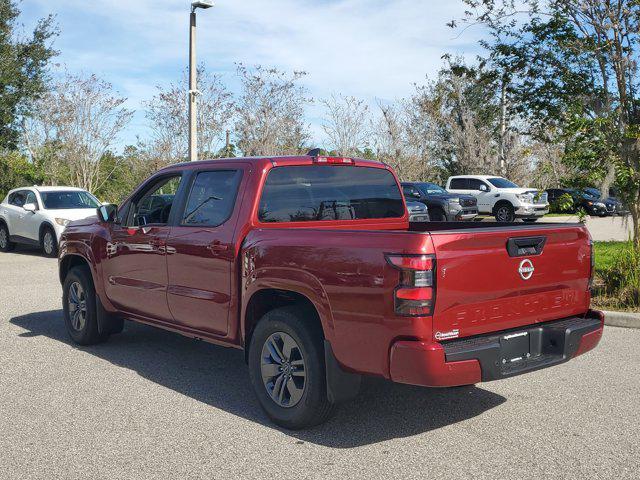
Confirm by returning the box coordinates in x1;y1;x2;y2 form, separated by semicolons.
188;1;214;161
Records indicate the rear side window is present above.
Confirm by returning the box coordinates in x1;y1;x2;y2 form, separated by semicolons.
182;170;242;226
449;178;468;189
258;166;404;223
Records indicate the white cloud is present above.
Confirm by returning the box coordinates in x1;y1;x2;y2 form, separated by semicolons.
24;0;485;150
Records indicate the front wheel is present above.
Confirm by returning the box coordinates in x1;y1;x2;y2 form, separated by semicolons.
62;266;109;345
494;204;515;222
41;226;58;257
429;208;447;222
248;306;334;429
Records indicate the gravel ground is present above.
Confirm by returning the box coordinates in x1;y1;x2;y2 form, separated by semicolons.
1;248;638;480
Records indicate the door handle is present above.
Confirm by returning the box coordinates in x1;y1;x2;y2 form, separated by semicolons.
207;241;229;253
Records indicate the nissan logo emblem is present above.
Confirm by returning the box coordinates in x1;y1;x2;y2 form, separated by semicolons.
518;259;534;280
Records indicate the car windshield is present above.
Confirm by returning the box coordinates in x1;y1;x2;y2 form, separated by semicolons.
487;177;519;188
40;191;100;210
417;183;447;194
584;187;602;197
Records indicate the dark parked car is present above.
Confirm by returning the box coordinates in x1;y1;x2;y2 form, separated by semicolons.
546;188;609;216
583;187;626;215
401;182;478;221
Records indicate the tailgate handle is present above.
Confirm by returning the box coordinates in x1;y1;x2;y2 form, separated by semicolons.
506;236;546;257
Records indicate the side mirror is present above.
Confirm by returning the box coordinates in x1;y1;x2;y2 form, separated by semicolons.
23;203;37;213
97;204;118;223
411;191;421;198
479;184;489;192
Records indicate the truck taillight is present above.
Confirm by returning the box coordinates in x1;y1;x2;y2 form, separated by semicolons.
589;240;595;291
386;254;436;316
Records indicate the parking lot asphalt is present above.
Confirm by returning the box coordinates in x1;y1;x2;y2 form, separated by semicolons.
1;249;639;480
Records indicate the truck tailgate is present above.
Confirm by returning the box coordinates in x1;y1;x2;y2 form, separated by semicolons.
430;225;592;341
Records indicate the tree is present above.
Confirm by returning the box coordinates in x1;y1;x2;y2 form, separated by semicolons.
234;64;310;156
144;65;234;163
23;72;133;193
321;94;371;156
460;0;640;244
0;0;57;149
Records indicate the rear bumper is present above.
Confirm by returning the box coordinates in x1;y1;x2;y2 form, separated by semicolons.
389;310;604;387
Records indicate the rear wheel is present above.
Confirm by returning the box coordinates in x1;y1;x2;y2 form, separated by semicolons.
41;226;58;257
63;266;109;345
248;306;334;429
0;223;15;252
494;203;515;222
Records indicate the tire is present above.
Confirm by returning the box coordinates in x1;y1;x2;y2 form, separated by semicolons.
41;226;58;257
429;207;447;222
62;266;109;345
0;223;15;252
522;218;538;223
494;203;515;222
248;306;334;429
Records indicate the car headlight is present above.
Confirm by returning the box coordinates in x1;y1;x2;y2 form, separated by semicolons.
55;218;70;226
516;193;533;203
448;198;461;211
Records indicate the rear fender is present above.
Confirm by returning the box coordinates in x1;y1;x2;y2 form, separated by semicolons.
241;267;335;343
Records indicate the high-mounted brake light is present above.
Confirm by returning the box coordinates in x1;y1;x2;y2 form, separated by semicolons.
313;156;354;165
386;254;436;316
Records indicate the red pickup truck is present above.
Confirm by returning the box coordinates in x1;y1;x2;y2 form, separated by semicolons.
58;154;604;429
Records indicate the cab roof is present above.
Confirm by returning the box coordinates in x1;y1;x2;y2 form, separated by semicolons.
159;155;390;172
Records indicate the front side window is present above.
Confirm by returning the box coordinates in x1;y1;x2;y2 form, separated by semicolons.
9;191;27;207
130;175;182;226
182;170;242;226
40;191;100;210
487;177;519;189
468;179;490;190
258;166;404;223
24;191;37;207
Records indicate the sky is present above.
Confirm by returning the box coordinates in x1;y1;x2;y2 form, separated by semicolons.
20;0;485;152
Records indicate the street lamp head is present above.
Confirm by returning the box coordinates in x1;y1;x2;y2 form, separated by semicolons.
191;1;214;9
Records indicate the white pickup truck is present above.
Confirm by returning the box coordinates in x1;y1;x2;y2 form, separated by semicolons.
446;175;549;222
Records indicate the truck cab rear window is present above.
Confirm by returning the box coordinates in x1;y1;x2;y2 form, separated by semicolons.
258;166;404;223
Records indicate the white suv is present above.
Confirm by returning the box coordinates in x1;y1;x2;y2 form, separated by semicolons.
0;186;101;257
446;175;549;222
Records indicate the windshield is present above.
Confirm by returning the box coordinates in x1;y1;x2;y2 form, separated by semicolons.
40;191;100;210
487;177;519;188
584;187;601;198
417;183;447;194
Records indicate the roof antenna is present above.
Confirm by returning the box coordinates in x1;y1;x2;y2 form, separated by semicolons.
306;148;322;157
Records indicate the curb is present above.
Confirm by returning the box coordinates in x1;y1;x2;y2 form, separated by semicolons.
604;311;640;329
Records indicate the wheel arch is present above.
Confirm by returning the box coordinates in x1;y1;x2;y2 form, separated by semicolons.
493;199;514;214
39;221;56;241
59;253;92;285
243;288;324;361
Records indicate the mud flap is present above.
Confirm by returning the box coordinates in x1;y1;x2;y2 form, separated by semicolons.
96;294;124;335
324;340;361;404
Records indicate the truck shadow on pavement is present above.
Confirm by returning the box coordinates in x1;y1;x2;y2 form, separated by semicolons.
11;310;506;448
